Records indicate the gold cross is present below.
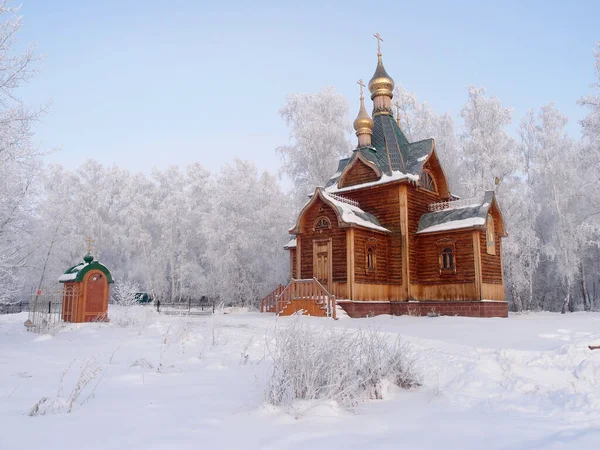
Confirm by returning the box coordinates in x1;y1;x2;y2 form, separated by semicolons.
373;32;383;55
86;236;95;254
357;79;365;98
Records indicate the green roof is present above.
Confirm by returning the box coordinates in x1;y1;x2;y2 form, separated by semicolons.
325;114;434;188
58;256;114;284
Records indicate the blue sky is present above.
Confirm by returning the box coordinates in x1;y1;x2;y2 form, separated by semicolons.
16;0;600;176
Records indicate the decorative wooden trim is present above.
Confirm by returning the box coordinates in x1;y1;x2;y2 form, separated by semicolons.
419;145;450;199
472;231;483;300
499;237;505;282
399;184;410;299
418;169;438;194
486;214;496;255
347;228;355;300
295;235;302;279
313;216;332;232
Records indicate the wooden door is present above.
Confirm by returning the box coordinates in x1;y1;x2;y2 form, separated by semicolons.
313;240;332;291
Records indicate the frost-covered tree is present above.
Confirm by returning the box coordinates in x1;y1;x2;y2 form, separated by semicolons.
276;87;351;208
0;3;45;303
393;85;461;194
579;42;600;150
459;86;519;196
523;105;582;312
32;159;290;308
204;159;290;306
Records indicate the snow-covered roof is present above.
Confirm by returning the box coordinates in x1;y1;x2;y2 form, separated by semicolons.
283;237;297;249
322;191;389;233
325;170;418;194
58;256;114;284
289;188;390;234
417;191;499;235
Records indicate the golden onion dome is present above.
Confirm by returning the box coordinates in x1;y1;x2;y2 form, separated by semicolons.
353;95;374;134
368;54;394;99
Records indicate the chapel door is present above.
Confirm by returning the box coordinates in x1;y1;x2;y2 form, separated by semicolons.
313;240;331;290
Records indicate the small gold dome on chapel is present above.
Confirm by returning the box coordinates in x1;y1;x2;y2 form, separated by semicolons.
353;98;374;134
353;79;374;137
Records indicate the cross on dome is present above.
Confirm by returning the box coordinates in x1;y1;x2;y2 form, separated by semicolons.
357;79;365;98
373;32;383;55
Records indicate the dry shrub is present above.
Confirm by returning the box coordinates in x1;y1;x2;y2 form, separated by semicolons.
266;320;420;410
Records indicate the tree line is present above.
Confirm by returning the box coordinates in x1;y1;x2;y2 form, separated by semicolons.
1;3;599;310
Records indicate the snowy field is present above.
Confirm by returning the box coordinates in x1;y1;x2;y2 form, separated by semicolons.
1;308;600;450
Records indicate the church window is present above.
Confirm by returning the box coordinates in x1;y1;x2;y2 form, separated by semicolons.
419;171;437;192
486;214;496;255
314;216;331;232
442;248;454;270
366;238;377;272
437;239;456;274
367;247;375;270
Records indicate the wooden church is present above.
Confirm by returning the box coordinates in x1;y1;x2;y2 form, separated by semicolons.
263;35;507;318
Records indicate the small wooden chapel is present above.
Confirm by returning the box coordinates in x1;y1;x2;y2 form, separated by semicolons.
263;34;508;318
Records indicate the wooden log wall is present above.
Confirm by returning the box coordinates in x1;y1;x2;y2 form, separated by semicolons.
480;231;503;284
407;185;443;284
339;159;380;188
415;230;476;285
299;197;347;282
353;228;389;284
343;184;402;286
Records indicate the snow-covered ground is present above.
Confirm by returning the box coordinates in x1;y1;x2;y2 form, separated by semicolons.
1;307;600;450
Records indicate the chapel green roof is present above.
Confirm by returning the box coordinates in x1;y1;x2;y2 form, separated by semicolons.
58;254;114;284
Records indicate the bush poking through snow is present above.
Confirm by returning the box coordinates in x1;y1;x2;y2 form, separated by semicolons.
110;279;150;327
29;358;103;416
266;321;420;409
111;279;140;307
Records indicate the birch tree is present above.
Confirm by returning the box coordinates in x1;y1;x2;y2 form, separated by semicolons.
276;87;351;209
0;3;45;303
459;86;518;196
393;85;461;194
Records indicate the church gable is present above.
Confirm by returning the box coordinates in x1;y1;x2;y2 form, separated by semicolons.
338;154;381;189
299;196;339;234
290;188;390;235
419;148;450;199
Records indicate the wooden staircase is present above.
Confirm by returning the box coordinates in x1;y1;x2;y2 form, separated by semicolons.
260;278;337;319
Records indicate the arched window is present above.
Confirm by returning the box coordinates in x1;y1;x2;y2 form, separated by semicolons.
314;216;331;232
367;247;375;270
486;214;496;255
437;239;456;274
366;238;377;272
442;248;454;270
419;171;436;192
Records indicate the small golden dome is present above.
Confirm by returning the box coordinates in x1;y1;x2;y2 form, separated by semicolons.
353;95;374;135
368;54;394;99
